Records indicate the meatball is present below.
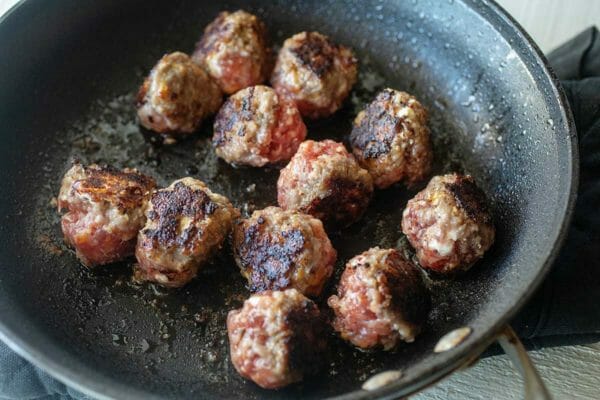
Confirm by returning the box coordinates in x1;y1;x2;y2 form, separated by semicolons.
227;289;327;389
135;177;239;287
57;162;156;267
271;31;358;119
401;174;495;274
213;85;306;167
328;247;430;350
277;140;373;227
192;10;271;94
233;206;336;297
136;52;222;135
350;89;433;188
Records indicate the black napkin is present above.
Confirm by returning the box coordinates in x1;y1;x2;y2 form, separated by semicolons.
1;28;599;400
510;27;600;350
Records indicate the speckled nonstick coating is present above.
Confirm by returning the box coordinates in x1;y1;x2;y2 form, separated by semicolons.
0;0;577;399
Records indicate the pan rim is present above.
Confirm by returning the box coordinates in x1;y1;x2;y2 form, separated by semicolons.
0;0;578;399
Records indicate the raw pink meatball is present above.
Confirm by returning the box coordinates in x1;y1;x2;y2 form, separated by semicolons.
192;10;271;94
227;289;327;389
277;140;373;228
271;31;357;119
213;85;306;167
328;247;430;350
401;174;495;274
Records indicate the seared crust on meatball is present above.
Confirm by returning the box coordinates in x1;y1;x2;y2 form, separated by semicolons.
135;177;239;287
271;31;357;118
227;289;327;389
328;247;430;350
58;162;156;267
277;140;373;227
192;10;271;94
401;174;495;274
233;206;336;297
350;89;432;188
136;52;222;135
213;85;306;167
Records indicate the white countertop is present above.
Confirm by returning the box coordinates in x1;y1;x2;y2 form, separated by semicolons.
1;0;598;398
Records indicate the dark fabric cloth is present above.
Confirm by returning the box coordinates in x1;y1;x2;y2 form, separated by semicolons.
0;346;89;400
1;27;600;400
546;27;600;80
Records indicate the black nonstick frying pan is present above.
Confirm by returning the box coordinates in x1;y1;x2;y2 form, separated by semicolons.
0;0;577;399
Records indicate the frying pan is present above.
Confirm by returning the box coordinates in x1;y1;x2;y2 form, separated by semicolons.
0;0;577;399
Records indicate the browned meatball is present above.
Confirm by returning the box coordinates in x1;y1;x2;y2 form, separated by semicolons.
192;10;271;94
277;140;373;227
232;206;336;297
328;247;430;350
213;85;306;167
271;31;357;119
136;52;222;135
57;162;156;267
401;174;495;274
227;289;327;389
350;89;433;188
135;177;239;287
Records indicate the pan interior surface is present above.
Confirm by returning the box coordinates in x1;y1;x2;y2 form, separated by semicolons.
0;0;574;399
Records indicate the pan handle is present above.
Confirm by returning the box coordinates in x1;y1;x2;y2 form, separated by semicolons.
497;325;552;400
